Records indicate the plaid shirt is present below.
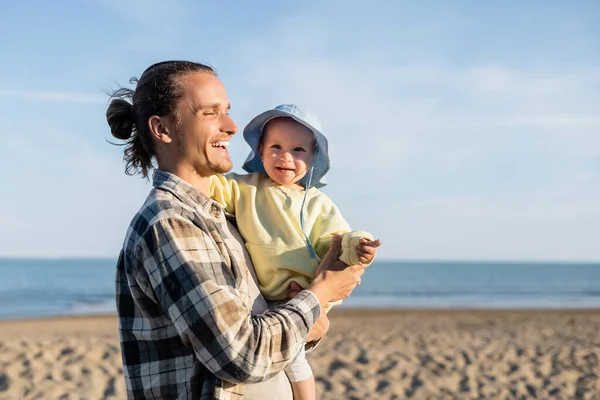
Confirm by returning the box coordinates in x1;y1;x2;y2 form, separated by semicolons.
116;169;321;399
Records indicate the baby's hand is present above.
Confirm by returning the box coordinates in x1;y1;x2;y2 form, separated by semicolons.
356;238;381;264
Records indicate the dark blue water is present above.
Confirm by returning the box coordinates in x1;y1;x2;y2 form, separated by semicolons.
347;260;600;309
1;258;599;320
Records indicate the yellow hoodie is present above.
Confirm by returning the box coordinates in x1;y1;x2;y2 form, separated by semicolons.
210;172;374;302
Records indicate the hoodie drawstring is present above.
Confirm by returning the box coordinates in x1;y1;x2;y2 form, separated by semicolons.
300;155;318;259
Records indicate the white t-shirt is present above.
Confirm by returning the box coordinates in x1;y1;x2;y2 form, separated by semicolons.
223;219;294;400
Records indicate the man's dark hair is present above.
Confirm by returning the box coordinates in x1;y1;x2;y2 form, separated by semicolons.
106;61;216;178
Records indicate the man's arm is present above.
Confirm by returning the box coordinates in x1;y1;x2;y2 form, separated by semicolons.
134;217;320;384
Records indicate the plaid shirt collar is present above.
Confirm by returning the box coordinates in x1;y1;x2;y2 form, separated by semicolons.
153;169;222;217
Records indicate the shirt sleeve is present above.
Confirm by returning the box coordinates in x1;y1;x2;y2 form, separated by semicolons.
338;230;375;266
133;217;321;384
209;174;240;215
317;230;375;266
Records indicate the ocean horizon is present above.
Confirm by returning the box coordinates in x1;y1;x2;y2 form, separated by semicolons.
1;258;599;321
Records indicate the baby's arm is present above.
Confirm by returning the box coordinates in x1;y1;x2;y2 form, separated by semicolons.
209;174;241;214
339;231;381;267
310;195;380;267
314;230;375;264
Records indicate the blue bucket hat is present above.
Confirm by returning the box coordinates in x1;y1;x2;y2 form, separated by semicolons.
242;104;330;188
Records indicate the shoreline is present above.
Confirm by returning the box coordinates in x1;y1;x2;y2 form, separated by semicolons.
2;306;600;324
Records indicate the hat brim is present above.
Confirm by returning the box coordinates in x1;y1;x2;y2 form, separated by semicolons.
241;109;330;188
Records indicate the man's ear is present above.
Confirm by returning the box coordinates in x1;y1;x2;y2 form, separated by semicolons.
149;115;174;144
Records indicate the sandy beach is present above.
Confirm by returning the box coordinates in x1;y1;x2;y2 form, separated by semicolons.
0;309;599;400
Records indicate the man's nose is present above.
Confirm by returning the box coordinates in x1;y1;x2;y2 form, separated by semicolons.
280;151;293;161
221;113;238;135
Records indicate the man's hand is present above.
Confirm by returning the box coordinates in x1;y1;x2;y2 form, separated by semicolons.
356;238;381;264
309;235;366;306
307;312;330;342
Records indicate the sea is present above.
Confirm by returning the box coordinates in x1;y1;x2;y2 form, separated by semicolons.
1;258;599;320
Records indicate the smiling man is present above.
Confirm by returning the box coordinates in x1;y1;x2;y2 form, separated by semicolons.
105;61;366;400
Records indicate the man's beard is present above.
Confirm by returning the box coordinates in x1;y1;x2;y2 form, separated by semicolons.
206;158;232;174
176;123;232;175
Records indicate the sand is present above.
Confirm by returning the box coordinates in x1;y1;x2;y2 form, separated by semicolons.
0;309;599;399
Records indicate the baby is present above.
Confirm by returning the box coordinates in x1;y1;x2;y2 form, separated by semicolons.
210;104;381;400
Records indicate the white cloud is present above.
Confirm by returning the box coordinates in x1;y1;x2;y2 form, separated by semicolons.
0;89;106;104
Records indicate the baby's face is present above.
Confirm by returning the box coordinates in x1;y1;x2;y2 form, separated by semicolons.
260;118;314;189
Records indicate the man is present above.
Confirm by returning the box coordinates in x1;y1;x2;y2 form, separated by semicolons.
106;60;365;399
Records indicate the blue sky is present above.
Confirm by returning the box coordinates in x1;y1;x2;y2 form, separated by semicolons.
1;1;598;260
